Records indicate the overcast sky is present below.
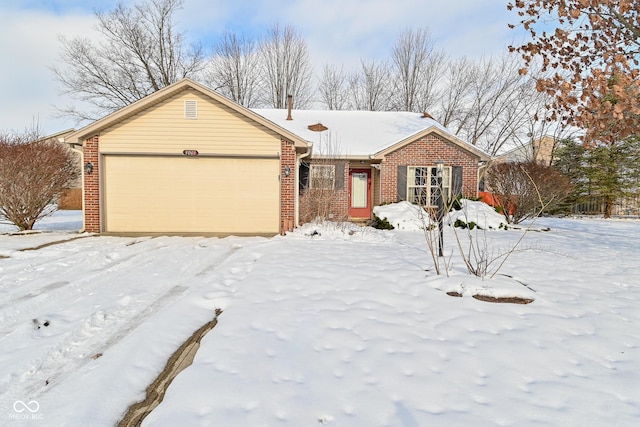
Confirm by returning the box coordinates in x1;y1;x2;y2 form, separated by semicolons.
0;0;524;134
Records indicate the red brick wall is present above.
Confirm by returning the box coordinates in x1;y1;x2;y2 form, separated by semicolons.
333;163;349;219
280;139;296;234
380;134;480;204
83;135;101;233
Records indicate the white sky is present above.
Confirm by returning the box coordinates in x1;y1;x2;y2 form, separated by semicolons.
0;0;525;134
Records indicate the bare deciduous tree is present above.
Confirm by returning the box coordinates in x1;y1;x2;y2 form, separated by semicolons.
205;32;260;107
0;129;80;231
440;54;537;155
390;27;446;112
259;23;313;109
317;64;350;110
438;56;475;128
53;0;204;122
348;59;393;111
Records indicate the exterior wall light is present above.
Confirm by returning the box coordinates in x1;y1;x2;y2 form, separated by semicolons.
84;162;94;175
284;165;291;177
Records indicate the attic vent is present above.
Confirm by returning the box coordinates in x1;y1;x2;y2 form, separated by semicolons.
308;123;328;132
184;100;198;119
421;111;434;119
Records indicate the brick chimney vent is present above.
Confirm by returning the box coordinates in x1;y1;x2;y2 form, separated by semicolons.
286;95;293;120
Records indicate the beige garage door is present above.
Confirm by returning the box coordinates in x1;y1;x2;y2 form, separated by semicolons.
103;155;280;234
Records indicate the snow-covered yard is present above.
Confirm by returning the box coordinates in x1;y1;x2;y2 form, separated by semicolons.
1;209;639;426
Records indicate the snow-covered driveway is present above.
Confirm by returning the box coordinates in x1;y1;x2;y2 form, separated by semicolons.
0;232;269;425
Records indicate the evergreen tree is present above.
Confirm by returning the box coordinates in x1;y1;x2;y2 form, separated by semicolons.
553;136;640;217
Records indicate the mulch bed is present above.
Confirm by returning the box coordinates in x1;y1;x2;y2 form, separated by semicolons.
472;294;534;304
446;291;533;304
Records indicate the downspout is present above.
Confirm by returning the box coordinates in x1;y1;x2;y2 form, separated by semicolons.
295;143;313;227
370;154;382;206
63;139;86;233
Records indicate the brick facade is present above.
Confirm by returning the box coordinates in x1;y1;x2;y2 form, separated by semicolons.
380;134;479;204
298;133;481;224
332;163;349;220
83;135;101;233
280;139;296;234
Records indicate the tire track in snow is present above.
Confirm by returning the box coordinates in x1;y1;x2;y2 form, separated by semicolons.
9;285;190;400
0;236;133;279
0;281;69;310
0;238;263;404
0;239;171;336
0;236;151;304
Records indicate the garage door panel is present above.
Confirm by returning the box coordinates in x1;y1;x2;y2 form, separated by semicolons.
103;156;279;234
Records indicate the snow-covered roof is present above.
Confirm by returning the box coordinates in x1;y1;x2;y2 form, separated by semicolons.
253;109;483;158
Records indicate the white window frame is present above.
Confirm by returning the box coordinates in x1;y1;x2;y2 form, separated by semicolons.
310;164;336;190
407;166;451;206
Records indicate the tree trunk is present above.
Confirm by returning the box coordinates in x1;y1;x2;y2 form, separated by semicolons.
603;196;613;218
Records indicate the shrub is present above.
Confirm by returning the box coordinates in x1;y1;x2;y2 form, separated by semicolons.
370;215;394;230
454;219;478;230
485;161;572;224
0;129;79;230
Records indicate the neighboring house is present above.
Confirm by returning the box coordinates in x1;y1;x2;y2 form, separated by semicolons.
64;78;489;236
256;109;491;223
493;136;555;165
42;129;82;210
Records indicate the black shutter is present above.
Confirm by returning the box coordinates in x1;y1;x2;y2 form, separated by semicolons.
452;166;463;197
299;163;310;191
335;162;345;190
397;165;407;201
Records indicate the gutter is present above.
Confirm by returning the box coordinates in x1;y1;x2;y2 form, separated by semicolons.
62;138;86;233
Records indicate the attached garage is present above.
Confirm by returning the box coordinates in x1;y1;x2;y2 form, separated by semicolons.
67;79;309;236
102;156;280;234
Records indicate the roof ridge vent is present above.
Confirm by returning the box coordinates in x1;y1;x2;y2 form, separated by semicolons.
308;123;328;132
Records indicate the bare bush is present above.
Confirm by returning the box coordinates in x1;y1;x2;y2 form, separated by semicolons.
299;186;346;223
299;135;348;223
0;131;79;230
485;161;572;224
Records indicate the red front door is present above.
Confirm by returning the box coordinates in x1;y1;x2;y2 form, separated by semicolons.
348;169;372;218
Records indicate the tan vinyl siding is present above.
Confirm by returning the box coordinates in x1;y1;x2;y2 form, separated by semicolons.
99;89;281;156
103;155;280;234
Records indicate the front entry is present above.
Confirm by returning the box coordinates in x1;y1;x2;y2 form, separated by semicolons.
349;169;372;219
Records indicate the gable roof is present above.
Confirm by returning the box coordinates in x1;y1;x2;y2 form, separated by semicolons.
41;128;76;142
254;109;490;161
65;79;309;149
